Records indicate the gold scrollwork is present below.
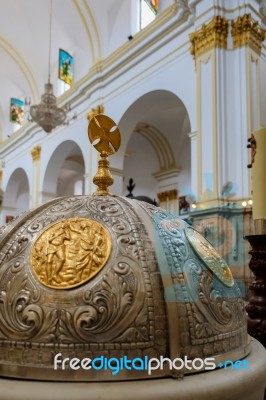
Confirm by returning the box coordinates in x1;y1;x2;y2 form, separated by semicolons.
231;14;266;54
189;15;228;57
31;146;41;162
189;16;228;58
157;189;178;203
30;218;111;289
185;226;234;287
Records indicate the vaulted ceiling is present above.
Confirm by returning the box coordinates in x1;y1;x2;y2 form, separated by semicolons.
0;0;127;137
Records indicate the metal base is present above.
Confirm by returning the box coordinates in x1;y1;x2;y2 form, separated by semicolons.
0;339;264;400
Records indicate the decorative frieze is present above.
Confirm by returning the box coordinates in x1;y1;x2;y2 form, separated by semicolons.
189;16;228;58
31;146;41;162
86;105;104;121
231;14;266;54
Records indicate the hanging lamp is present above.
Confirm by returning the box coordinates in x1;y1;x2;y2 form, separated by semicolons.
29;0;67;133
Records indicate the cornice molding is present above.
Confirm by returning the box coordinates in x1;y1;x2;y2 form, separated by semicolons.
109;167;123;177
231;13;266;54
153;167;180;182
188;130;197;140
189;16;228;58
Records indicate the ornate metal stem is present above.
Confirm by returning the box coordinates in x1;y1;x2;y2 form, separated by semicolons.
93;154;114;196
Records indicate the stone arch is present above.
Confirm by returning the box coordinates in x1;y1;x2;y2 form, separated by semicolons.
3;168;30;220
117;90;191;206
135;122;177;171
42;140;85;203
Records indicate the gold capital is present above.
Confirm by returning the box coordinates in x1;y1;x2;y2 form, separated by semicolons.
0;170;2;183
157;189;178;203
231;14;266;54
86;105;104;121
189;16;228;58
31;146;42;161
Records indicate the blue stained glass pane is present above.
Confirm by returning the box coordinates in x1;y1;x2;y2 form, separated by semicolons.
59;49;74;86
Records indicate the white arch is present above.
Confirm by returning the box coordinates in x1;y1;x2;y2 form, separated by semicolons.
112;89;191;169
0;36;39;103
119;89;191;199
3;167;30;217
72;0;102;62
42;140;85;199
135;122;177;171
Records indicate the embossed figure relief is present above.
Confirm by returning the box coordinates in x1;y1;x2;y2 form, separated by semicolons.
31;218;111;289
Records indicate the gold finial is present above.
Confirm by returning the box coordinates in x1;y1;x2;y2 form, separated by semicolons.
88;114;121;196
86;105;104;121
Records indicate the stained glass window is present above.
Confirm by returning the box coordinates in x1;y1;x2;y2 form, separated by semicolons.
10;98;24;125
140;0;158;29
145;0;159;14
58;49;73;86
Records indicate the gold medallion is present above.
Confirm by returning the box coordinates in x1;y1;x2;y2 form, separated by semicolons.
185;227;234;287
30;218;111;289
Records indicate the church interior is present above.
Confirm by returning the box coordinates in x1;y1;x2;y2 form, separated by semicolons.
0;0;266;399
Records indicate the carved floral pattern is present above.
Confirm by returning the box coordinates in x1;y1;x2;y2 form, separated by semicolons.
137;201;248;357
0;196;165;368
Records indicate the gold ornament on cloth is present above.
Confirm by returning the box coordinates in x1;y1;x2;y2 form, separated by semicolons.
31;218;111;289
88;114;121;195
185;227;234;287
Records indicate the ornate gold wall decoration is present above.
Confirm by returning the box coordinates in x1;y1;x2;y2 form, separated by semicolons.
31;145;42;161
231;14;266;54
0;169;2;182
189;16;228;58
157;189;178;203
88;114;121;195
31;218;111;289
185;226;234;287
86;105;104;121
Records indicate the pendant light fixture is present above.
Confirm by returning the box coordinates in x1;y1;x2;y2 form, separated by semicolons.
29;0;69;133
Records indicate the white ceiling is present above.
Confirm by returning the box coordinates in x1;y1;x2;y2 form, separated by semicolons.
0;0;129;137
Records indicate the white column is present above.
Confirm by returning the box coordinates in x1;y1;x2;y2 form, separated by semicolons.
196;49;218;200
109;167;124;196
31;146;41;208
190;16;229;203
188;131;198;198
228;13;266;200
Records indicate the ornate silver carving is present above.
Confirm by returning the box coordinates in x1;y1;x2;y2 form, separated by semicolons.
0;196;249;380
0;196;168;379
136;201;248;359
